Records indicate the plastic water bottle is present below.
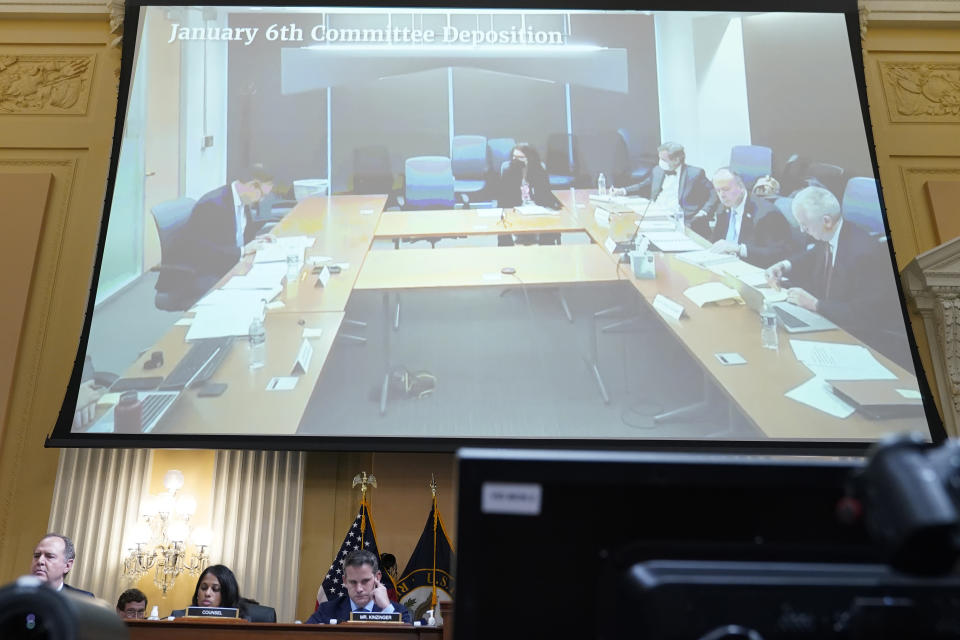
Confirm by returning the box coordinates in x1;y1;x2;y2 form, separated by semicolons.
426;610;436;626
597;172;606;197
760;301;779;351
249;315;266;369
674;205;685;232
147;606;160;621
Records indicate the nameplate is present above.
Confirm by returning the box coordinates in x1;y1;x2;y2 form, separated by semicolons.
349;611;402;623
316;265;331;287
185;606;240;619
291;338;313;375
653;294;685;321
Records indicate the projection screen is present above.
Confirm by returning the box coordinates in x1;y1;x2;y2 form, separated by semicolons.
49;0;943;450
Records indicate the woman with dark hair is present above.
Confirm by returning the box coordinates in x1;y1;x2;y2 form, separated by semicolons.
497;143;563;245
170;564;246;619
498;143;562;210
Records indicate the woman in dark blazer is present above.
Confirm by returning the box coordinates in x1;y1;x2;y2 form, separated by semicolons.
170;564;247;619
497;143;562;245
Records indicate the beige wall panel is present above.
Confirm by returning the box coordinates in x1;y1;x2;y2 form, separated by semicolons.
0;172;51;444
0;11;120;585
926;180;960;244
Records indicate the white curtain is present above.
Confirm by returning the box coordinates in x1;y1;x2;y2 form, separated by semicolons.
211;450;305;622
48;448;150;603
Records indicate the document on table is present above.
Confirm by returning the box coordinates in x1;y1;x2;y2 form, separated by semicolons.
789;339;896;380
683;282;742;307
254;236;315;263
710;260;769;288
196;286;281;308
675;250;739;269
185;299;263;341
223;263;287;290
785;376;855;418
515;204;560;215
637;219;677;232
477;208;503;218
643;232;703;252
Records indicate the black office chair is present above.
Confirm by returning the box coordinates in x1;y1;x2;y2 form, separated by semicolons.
805;161;845;199
240;598;277;623
545;133;581;188
151;196;205;311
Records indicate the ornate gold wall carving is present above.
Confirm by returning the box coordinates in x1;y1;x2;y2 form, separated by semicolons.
0;55;94;114
880;62;960;121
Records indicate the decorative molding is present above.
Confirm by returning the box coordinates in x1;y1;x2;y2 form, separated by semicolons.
860;1;960;28
0;1;112;15
107;0;123;49
0;55;95;115
904;235;960;437
879;62;960;122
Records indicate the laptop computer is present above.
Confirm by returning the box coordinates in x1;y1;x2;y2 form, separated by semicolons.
84;390;180;434
738;282;838;333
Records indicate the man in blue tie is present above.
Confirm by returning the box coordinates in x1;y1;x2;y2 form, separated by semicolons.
306;550;413;624
708;167;792;268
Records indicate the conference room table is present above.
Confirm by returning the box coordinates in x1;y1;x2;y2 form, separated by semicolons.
554;189;924;441
97;190;925;440
102;195;387;436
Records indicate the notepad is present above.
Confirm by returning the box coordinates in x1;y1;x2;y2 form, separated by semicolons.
683;282;742;307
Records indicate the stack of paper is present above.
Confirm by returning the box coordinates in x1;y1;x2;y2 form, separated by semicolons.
683;282;742;307
785;341;898;418
642;231;702;252
186;298;264;341
676;250;739;269
790;340;896;381
223;263;287;290
709;259;769;287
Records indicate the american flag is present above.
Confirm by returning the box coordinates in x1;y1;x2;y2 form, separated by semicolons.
319;502;386;602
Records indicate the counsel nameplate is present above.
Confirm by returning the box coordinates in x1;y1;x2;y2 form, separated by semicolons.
185;606;240;619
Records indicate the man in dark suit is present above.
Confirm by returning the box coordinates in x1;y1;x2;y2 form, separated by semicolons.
611;141;718;234
180;163;275;294
765;186;907;358
306;550;412;624
708;167;793;268
31;533;94;598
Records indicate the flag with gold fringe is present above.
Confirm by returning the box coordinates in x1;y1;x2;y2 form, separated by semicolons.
396;480;455;621
316;472;396;606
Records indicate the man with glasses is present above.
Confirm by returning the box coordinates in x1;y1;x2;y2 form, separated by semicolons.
116;588;148;619
183;163;276;294
765;186;905;361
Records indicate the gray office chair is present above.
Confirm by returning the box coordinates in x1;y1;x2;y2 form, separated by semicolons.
151;196;202;311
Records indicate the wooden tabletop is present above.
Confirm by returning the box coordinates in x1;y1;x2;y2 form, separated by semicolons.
126;619;442;640
111;313;345;436
554;189;926;441
374;207;584;238
354;244;620;290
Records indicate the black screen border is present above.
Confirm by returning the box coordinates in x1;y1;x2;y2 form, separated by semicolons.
45;0;946;453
